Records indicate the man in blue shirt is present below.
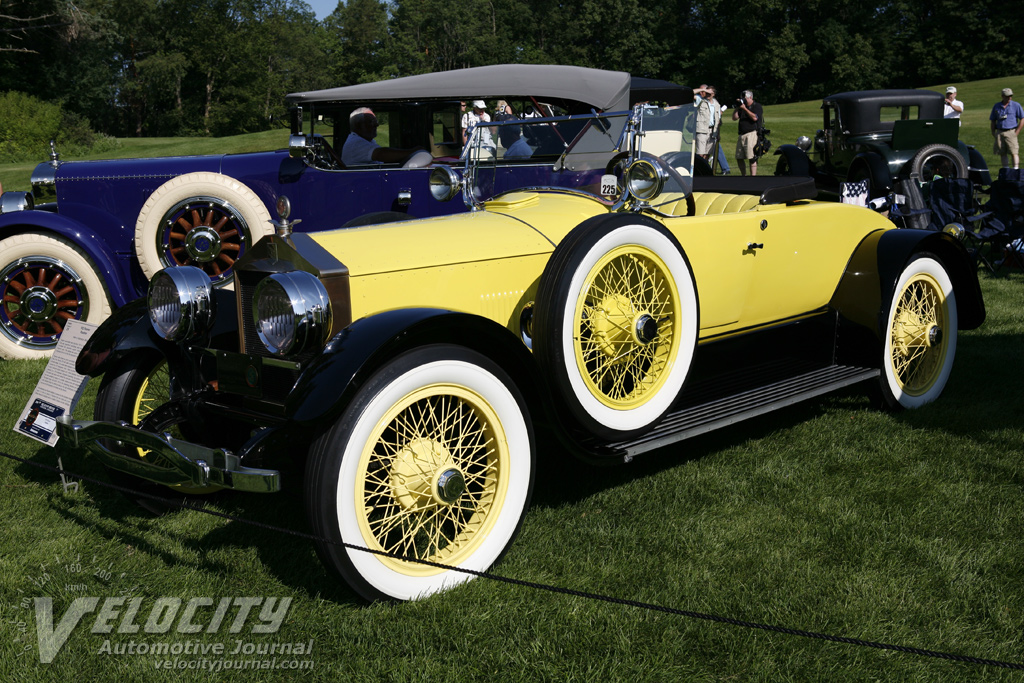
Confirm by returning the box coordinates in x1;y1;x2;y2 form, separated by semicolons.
990;88;1024;170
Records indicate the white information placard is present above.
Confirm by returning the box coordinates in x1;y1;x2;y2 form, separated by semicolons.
14;320;98;446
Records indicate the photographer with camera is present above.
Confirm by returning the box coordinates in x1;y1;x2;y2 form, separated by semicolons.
990;87;1024;170
732;90;763;176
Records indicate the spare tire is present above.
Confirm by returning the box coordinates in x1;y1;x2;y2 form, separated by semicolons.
907;143;967;183
135;172;273;286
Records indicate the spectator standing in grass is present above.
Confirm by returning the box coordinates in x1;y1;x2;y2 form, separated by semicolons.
732;90;762;176
694;85;715;159
944;86;963;124
990;88;1024;169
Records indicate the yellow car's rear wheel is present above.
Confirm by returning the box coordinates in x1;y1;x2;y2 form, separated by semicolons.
534;217;698;440
880;254;958;409
305;345;534;602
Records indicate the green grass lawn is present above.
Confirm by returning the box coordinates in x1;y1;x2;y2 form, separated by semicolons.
0;268;1021;681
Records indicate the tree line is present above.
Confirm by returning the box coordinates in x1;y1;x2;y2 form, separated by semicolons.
0;0;1017;139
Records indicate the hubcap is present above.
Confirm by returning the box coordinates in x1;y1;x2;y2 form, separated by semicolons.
21;286;59;321
184;226;223;262
634;313;659;344
434;468;467;505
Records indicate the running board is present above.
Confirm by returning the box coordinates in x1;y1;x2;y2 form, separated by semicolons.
607;365;880;461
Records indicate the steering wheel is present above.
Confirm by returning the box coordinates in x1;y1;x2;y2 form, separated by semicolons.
310;134;342;169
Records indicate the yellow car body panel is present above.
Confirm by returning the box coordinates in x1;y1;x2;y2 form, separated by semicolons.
311;193;606;326
312;190;891;340
663;201;891;337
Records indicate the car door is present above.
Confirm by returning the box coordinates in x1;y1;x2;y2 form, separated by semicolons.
668;212;760;334
739;203;884;328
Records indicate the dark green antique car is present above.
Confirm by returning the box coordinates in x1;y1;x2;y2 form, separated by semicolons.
775;90;989;197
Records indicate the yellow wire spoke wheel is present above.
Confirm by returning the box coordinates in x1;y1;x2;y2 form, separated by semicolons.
356;384;509;576
574;245;682;409
534;219;698;440
129;359;221;495
307;346;533;602
881;255;958;409
888;273;948;396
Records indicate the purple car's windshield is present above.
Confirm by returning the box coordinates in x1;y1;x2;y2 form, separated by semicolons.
464;104;699;211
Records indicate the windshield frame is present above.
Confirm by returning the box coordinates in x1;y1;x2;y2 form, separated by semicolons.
460;103;698;213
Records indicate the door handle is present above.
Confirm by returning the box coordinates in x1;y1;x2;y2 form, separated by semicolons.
747;242;764;250
397;190;412;206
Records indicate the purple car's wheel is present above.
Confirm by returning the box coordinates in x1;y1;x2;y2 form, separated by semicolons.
135;172;272;287
0;233;110;360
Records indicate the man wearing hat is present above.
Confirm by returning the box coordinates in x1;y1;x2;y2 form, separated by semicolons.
990;88;1024;169
943;86;963;123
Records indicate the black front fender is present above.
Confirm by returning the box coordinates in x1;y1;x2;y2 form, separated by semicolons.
76;289;240;377
287;309;543;429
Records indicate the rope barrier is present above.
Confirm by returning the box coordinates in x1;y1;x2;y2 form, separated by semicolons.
2;448;1021;671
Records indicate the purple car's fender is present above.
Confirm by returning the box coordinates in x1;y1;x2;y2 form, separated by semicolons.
0;208;137;307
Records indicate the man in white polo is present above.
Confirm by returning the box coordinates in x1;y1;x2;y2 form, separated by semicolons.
342;107;423;166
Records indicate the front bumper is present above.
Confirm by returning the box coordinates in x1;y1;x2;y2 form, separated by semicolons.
56;417;280;492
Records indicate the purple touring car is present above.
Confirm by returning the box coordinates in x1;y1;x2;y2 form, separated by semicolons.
0;65;687;359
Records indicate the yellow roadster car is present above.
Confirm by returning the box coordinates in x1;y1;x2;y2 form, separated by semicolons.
57;99;984;602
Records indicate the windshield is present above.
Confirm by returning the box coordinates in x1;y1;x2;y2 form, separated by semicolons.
462;103;698;212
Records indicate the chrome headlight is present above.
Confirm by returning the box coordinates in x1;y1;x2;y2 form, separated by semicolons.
796;135;812;151
625;159;666;202
253;271;332;356
429;166;461;202
0;191;33;214
148;266;214;342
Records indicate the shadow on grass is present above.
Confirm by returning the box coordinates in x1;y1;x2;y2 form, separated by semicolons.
11;440;363;605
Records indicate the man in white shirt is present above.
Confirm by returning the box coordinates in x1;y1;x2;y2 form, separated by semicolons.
341;107;423;166
944;86;964;124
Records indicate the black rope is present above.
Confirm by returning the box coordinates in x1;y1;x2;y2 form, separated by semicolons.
3;449;1022;671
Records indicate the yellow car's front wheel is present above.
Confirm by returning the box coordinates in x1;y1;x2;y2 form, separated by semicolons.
305;345;534;602
94;352;225;514
880;254;958;409
534;217;698;441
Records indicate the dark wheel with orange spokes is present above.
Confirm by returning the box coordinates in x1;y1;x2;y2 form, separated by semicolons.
0;233;111;360
135;172;272;287
157;196;248;279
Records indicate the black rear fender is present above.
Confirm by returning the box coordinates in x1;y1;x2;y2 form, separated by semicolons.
830;228;985;366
